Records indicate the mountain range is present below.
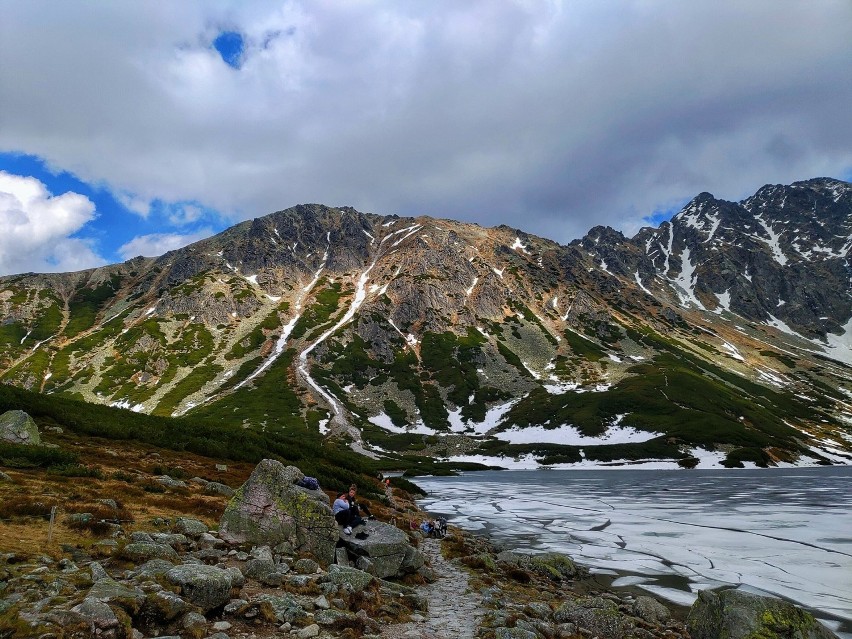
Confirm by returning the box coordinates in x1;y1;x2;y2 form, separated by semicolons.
1;177;850;471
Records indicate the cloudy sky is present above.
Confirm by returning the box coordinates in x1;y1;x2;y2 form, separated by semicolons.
1;1;851;275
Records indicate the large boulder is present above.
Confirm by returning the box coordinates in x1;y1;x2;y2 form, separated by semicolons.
687;589;838;639
337;520;413;579
0;410;40;446
164;564;233;613
218;460;337;564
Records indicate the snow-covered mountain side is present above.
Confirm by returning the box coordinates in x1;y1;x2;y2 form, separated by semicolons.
1;179;850;470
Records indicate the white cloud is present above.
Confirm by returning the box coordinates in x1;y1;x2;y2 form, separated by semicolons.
117;228;214;259
115;191;151;217
0;1;850;243
167;203;204;226
0;171;106;275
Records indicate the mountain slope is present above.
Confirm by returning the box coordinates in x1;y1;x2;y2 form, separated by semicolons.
1;181;850;470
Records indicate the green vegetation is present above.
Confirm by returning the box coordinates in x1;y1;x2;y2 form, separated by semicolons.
383;399;408;427
0;440;78;469
562;328;607;361
225;308;284;360
0;382;379;497
503;328;822;454
290;282;343;341
153;360;224;416
64;275;123;338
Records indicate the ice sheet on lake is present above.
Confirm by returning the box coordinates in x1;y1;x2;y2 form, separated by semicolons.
415;468;852;633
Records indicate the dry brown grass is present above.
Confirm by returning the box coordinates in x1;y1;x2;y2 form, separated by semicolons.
0;429;256;559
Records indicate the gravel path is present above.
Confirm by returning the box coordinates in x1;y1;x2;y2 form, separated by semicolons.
380;536;483;639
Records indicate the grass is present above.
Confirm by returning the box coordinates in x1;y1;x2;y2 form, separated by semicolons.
64;275;124;338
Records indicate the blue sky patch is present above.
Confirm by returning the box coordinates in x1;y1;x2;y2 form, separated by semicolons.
0;151;223;268
213;31;245;69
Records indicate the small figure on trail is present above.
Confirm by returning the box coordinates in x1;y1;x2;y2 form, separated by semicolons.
385;478;391;488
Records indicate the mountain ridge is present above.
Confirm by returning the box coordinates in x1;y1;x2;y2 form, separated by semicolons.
1;178;850;471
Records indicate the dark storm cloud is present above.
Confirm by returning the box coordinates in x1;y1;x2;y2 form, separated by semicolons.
1;0;850;255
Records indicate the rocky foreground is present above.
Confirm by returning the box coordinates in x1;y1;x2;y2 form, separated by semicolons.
0;458;839;639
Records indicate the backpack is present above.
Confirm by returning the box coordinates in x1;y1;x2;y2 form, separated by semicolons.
298;476;320;491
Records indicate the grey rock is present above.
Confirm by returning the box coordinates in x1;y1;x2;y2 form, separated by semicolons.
96;498;119;510
205;481;235;497
120;542;180;563
144;590;191;622
90;561;110;581
327;564;375;593
182;610;208;633
71;598;121;636
131;559;176;580
0;471;12;482
154;475;187;489
250;544;274;561
297;623;320;638
687;589;838;639
243;558;276;580
225;565;245;589
337;520;411;578
335;546;351;567
0;410;40;446
198;532;224;548
173;517;209;537
524;601;553;620
252;593;306;623
87;577;145;615
130;531;155;543
218;460;337;565
293;557;319;574
315;608;357;626
400;545;425;573
554;597;634;639
223;598;248;613
633;595;670;624
313;594;330;610
495;628;538;639
212;620;232;631
150;532;190;548
164;564;233;612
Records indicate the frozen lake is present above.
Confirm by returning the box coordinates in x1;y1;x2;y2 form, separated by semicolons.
414;466;852;637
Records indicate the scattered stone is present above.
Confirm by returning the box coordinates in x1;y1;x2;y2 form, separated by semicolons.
120;542;180;564
251;593;306;623
70;598;121;637
89;561;110;581
633;595;670;624
130;531;155;543
212;620;232;631
131;559;176;580
173;517;209;537
87;577;145;615
144;590;191;622
205;481;234;497
0;471;12;482
293;557;319;574
297;624;320;638
164;564;233;612
151;532;190;548
313;595;330;610
0;410;40;445
154;475;187;489
327;564;375;592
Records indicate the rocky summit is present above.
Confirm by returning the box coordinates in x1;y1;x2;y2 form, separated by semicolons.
1;178;851;470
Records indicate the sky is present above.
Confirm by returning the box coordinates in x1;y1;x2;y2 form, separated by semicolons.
1;1;851;276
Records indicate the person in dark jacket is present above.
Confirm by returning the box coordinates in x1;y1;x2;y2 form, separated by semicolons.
346;484;373;521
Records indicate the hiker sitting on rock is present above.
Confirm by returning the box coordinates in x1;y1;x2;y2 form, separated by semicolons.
333;493;358;535
346;484;373;522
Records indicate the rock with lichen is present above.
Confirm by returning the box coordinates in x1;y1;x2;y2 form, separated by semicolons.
217;459;337;564
0;410;40;446
687;589;838;639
